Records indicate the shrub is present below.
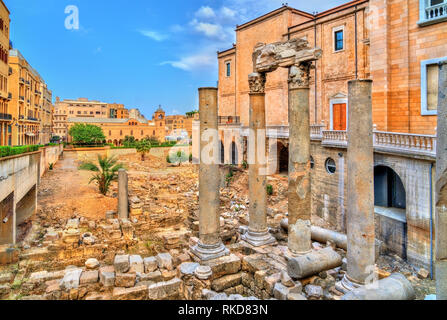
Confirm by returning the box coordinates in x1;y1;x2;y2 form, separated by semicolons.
242;160;248;170
266;184;273;196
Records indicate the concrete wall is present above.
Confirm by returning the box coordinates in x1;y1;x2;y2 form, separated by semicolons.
0;146;64;244
39;144;64;178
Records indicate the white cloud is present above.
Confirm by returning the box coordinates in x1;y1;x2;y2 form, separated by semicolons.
195;6;216;19
170;24;185;33
138;30;169;41
220;7;237;20
190;19;224;39
161;50;216;72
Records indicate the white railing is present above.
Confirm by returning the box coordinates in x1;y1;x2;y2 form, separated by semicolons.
374;131;436;156
310;124;325;140
322;130;348;147
425;3;447;21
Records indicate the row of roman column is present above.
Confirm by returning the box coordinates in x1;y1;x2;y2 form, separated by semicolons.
190;63;447;298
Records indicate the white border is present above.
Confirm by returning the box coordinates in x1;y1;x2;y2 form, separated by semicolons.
332;25;345;53
329;98;348;130
420;56;447;116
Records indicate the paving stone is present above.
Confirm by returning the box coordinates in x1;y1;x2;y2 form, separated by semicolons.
80;270;99;285
114;254;130;273
144;257;158;273
147;278;182;300
129;255;144;274
156;253;173;270
115;273;136;288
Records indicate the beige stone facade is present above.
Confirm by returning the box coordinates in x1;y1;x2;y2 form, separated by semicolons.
8;49;51;146
0;0;10;146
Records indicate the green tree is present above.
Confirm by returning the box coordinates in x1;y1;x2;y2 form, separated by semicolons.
123;135;136;147
136;140;151;161
69;124;105;145
79;155;124;195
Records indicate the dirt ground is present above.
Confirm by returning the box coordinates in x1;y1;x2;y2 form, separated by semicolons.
36;152;118;221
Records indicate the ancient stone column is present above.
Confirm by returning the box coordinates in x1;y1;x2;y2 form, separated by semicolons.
191;87;229;261
241;72;276;247
436;62;447;300
337;80;375;293
118;168;129;219
287;63;312;255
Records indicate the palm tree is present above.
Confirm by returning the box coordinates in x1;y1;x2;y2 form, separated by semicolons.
79;155;124;195
136;140;151;161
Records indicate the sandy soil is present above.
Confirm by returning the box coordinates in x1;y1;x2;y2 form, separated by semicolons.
36;152;118;221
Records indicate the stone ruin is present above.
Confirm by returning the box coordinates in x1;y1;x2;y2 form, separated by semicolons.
1;39;445;301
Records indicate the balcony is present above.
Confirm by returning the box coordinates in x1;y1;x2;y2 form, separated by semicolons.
27;117;39;122
0;113;12;121
418;1;447;26
19;96;24;102
218;116;240;125
19;77;25;83
7;92;11;100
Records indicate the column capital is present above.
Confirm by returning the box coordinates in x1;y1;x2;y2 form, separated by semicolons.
288;62;312;90
248;72;266;94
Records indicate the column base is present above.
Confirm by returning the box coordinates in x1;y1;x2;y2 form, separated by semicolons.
335;274;363;294
190;241;229;262
284;248;312;260
241;229;277;247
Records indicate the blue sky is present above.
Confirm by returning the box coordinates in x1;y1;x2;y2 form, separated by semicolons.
5;0;346;118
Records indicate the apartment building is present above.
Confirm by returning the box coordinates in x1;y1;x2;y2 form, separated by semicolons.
0;0;10;146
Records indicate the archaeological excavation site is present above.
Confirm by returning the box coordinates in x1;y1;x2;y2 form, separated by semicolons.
0;0;447;309
0;35;445;303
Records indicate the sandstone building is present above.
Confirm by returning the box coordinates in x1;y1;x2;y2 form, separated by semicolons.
8;49;53;146
0;1;10;146
205;0;447;270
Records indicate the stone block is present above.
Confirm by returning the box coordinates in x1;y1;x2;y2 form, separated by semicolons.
129;255;144;274
212;272;243;292
0;246;19;265
0;272;14;284
85;258;100;270
144;257;158;273
287;292;307;300
60;268;83;290
264;273;281;295
113;285;147;300
115;273;136;288
273;282;289;300
304;285;323;300
156;253;173;271
80;270;99;285
179;262;199;276
99;266;115;287
202;254;241;279
114;254;129;273
161;270;177;281
139;271;162;283
147;278;182;300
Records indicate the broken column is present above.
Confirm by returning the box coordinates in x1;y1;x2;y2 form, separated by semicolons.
241;72;276;247
337;80;375;293
287;62;312;255
342;273;415;300
118;169;128;219
190;87;229;260
436;61;447;300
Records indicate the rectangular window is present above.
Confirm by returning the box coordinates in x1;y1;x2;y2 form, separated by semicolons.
421;56;447;115
334;30;344;51
226;62;231;77
419;0;447;25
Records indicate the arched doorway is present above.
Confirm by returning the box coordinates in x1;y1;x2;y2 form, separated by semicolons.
374;165;407;259
231;141;238;165
220;141;225;165
277;142;288;173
